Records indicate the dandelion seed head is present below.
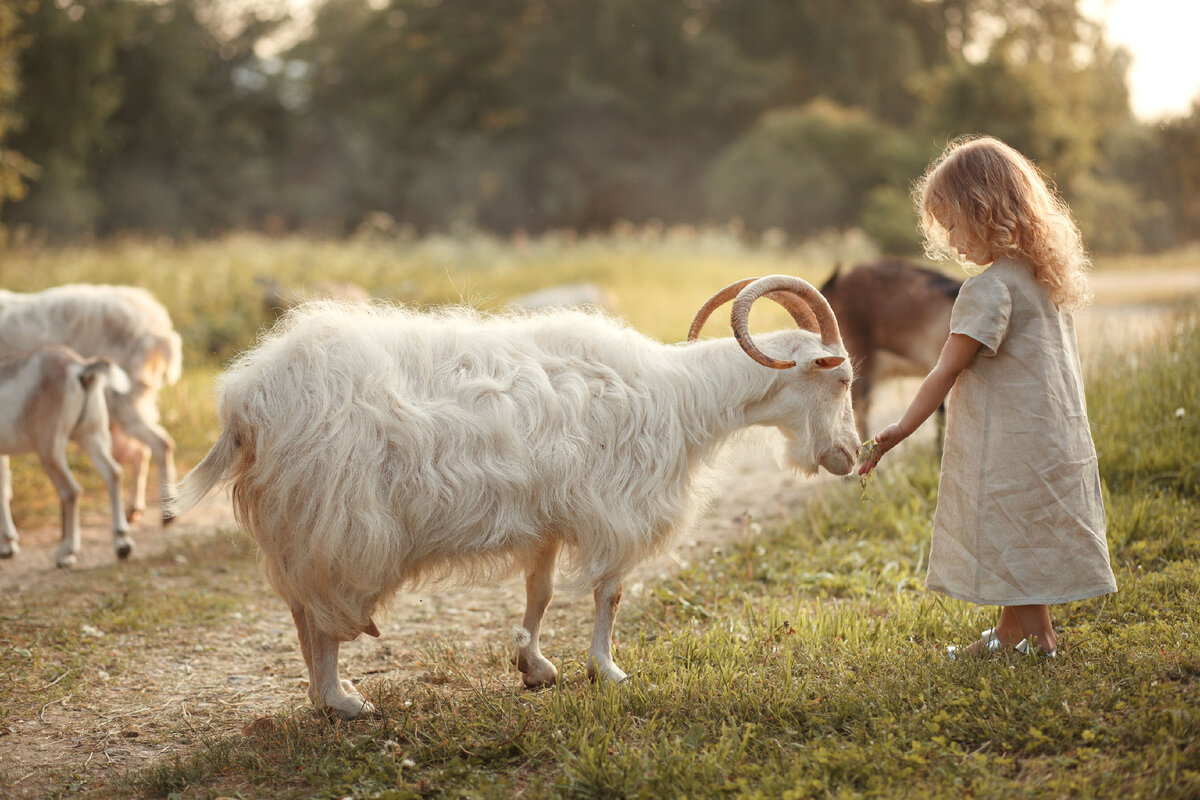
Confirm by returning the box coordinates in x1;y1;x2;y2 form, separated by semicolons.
511;625;532;648
1176;407;1186;420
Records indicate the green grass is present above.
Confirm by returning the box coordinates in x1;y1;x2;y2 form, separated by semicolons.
1;237;1198;798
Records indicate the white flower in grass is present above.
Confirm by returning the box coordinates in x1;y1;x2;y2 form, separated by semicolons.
511;625;532;648
1176;407;1186;420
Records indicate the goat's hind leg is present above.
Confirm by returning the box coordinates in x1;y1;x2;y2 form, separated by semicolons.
516;540;561;688
81;434;133;560
38;445;82;568
290;603;376;720
587;575;627;684
0;456;20;558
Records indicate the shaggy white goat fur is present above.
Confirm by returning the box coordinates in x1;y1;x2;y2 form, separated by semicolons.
0;345;134;567
0;284;182;525
173;283;858;719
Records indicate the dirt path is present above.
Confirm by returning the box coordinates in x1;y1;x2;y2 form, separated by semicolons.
1;267;1195;796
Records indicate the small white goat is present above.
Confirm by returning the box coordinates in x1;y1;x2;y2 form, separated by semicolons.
0;345;134;567
172;275;858;719
508;282;618;313
0;284;182;525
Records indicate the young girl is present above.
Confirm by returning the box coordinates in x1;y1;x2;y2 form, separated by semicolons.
859;135;1117;657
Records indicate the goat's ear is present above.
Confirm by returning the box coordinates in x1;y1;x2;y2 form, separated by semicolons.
812;356;845;369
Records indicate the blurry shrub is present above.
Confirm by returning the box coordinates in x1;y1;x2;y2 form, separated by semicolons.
859;185;922;256
1069;173;1169;255
704;100;924;239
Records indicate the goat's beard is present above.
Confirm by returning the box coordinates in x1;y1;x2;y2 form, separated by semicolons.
780;436;821;477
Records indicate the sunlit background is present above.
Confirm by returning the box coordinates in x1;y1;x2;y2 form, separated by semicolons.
1;0;1198;254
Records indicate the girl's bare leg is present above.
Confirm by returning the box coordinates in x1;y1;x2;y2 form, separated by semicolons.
965;605;1056;654
1009;604;1056;653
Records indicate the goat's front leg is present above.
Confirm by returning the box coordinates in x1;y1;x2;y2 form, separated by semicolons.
586;576;627;683
517;539;561;688
81;434;133;560
111;399;177;526
38;446;83;568
291;604;376;720
0;456;20;558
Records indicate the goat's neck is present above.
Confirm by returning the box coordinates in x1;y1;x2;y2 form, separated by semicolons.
671;339;781;453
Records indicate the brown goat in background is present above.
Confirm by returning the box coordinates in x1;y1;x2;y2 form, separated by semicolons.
820;260;962;443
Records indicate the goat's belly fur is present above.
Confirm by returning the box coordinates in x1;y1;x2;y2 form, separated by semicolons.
220;304;704;639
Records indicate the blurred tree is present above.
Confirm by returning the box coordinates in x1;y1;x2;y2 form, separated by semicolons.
7;0;127;235
287;0;788;232
2;0;1191;251
0;0;36;219
1152;103;1200;244
9;0;286;237
701;0;942;125
93;0;289;235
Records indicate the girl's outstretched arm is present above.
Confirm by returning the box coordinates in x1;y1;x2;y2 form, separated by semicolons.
859;332;982;475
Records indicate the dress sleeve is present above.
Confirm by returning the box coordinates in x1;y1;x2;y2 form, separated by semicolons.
950;273;1012;357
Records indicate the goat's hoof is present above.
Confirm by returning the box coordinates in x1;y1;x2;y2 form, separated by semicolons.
518;658;558;689
161;511;176;527
586;663;629;685
115;540;134;560
319;697;378;721
0;544;16;559
56;554;77;569
522;673;558;690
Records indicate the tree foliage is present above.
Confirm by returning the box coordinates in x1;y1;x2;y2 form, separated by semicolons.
2;0;1197;251
0;0;37;215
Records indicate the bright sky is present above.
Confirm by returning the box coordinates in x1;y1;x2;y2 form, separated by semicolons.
1084;0;1200;120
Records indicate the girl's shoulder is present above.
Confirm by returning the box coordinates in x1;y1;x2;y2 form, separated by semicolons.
980;256;1037;287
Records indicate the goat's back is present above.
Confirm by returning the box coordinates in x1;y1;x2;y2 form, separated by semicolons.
0;284;182;387
821;260;960;368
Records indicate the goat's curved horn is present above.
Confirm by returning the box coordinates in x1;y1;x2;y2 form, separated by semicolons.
730;275;843;369
687;279;828;343
687;279;756;341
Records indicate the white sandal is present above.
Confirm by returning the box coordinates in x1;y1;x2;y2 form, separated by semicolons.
1015;638;1057;659
946;627;1009;659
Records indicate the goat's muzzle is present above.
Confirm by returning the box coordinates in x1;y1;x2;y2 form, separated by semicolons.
819;442;858;476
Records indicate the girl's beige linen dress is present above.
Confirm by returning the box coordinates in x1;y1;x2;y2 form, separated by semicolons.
926;257;1118;605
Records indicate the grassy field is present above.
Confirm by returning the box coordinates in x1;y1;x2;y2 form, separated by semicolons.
0;234;1198;798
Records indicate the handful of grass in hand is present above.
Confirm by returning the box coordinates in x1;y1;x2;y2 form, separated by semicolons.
858;438;879;502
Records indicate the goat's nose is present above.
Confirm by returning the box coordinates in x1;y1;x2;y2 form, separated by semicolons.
821;444;856;476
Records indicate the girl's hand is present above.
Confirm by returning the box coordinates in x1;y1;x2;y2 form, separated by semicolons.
857;422;905;475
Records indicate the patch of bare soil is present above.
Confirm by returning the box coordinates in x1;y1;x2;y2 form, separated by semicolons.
0;269;1195;797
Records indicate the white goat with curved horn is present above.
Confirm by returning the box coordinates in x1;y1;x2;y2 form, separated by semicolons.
171;275;858;719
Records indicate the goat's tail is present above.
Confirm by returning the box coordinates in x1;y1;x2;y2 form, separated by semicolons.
79;358;133;395
168;422;242;517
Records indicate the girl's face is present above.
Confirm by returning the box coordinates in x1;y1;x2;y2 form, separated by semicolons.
936;206;993;265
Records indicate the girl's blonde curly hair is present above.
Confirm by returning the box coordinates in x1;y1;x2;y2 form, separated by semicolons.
915;135;1091;310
